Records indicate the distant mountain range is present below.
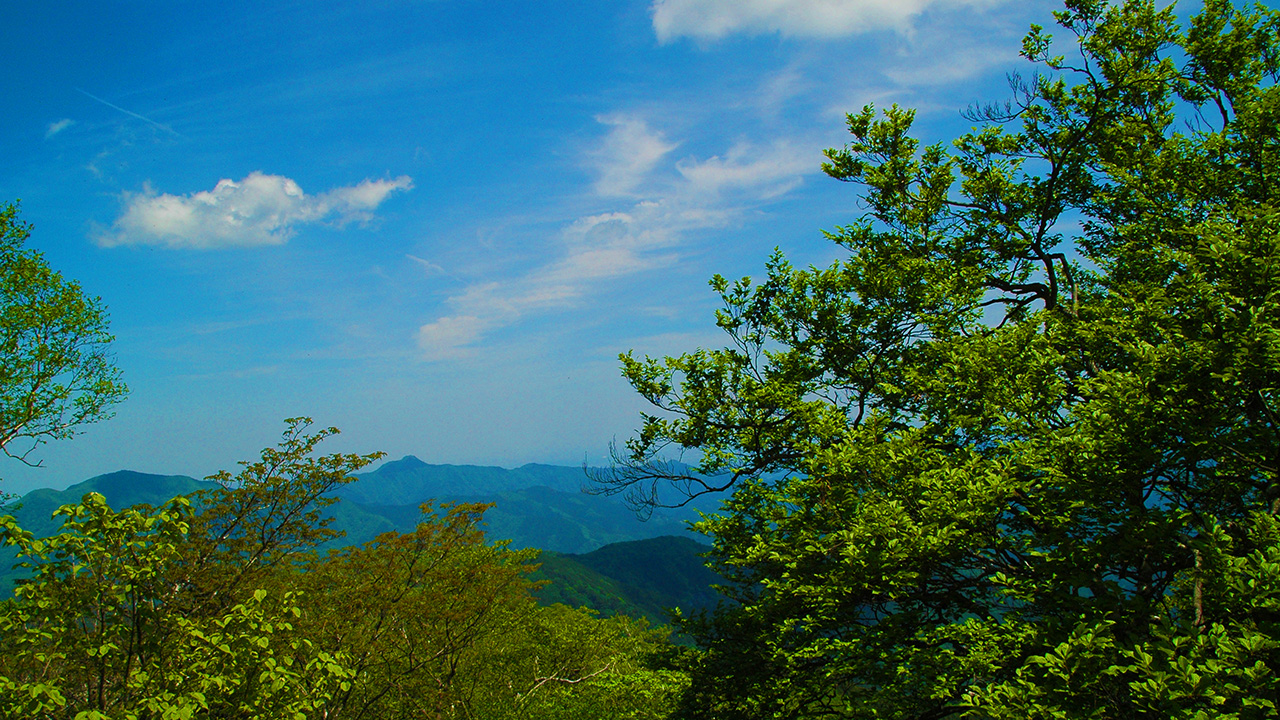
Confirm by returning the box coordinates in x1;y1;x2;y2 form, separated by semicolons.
3;457;709;553
335;455;590;503
0;457;728;625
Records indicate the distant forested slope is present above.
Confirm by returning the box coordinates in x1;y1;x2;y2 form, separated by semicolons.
532;535;723;628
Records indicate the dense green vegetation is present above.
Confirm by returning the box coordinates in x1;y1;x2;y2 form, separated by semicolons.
0;420;686;718
598;0;1280;717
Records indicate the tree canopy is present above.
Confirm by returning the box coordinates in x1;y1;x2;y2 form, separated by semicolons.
599;0;1280;717
0;202;126;483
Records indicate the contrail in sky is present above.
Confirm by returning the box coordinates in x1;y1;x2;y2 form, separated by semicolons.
76;88;184;138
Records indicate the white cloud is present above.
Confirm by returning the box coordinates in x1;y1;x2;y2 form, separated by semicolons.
882;43;1016;87
590;115;678;196
651;0;1001;42
416;117;817;361
676;140;814;198
98;172;413;249
417;211;677;361
45;119;75;139
417;315;490;361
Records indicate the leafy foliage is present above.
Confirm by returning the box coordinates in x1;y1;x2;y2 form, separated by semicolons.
0;202;126;485
0;494;352;719
176;419;384;616
291;501;536;719
600;0;1280;717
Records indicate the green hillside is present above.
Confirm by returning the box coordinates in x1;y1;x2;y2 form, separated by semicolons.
570;535;721;617
1;470;399;551
532;535;722;629
1;471;217;543
0;471;215;588
9;471;216;535
532;554;653;621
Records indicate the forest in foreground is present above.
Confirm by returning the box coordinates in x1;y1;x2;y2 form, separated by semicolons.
3;0;1280;717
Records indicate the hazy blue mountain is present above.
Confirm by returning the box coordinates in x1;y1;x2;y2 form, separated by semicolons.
333;456;707;552
445;486;697;553
0;460;706;559
4;471;216;538
1;470;397;548
334;456;588;505
1;469;723;630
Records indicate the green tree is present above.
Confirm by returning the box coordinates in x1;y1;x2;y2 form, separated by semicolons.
176;417;384;616
293;501;685;720
471;603;688;720
0;495;353;719
0;419;374;719
599;0;1280;717
0;203;126;483
291;501;537;719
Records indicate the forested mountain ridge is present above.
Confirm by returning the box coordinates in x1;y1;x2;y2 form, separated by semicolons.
0;466;720;634
8;471;216;538
2;459;702;553
0;463;712;616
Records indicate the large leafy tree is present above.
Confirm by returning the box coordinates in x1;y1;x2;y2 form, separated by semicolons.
294;502;685;720
599;0;1280;717
0;203;126;481
292;501;538;719
0;494;355;719
0;419;375;719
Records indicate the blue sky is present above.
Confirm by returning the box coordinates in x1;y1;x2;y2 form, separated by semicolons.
0;0;1143;493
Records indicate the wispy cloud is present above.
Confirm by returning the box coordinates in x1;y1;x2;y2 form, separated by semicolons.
76;88;184;137
45;118;74;139
590;115;679;196
98;172;413;249
651;0;1005;42
417;210;677;361
406;254;447;276
676;139;811;198
882;42;1017;87
417;314;491;360
415;116;818;361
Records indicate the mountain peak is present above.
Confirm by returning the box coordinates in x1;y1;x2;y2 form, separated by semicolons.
380;455;427;470
78;470;206;498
